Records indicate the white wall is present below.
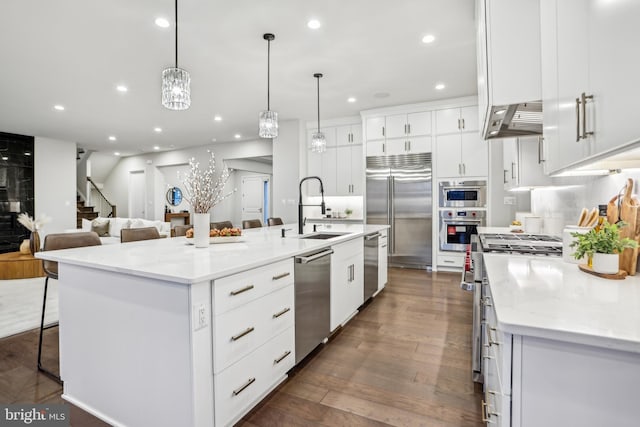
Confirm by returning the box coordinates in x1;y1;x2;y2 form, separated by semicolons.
272;119;301;223
34;137;76;240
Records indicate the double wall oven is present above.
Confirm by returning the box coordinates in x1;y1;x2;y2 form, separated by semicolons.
438;180;486;252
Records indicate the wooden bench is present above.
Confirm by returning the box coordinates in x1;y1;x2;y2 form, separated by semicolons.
0;251;45;279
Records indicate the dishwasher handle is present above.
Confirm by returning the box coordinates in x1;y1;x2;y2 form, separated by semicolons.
295;249;334;264
364;233;380;241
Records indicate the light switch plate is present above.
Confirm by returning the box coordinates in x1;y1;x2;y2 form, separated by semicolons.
504;196;516;205
193;303;208;331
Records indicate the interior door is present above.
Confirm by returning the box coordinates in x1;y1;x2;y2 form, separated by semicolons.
128;171;146;219
241;175;268;224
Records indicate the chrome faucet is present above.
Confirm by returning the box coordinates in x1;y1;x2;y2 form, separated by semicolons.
298;176;326;235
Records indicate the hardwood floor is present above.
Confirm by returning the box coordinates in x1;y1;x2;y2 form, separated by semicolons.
0;268;482;426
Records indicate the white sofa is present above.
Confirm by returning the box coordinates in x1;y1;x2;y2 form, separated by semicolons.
79;217;171;244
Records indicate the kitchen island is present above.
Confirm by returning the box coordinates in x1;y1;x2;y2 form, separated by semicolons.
36;223;388;427
481;253;640;427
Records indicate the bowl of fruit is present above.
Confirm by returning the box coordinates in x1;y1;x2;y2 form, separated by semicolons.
185;227;244;243
509;220;524;233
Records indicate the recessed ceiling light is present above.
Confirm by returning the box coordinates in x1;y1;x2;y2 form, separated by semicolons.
116;85;128;93
53;105;65;111
435;83;445;90
114;152;121;156
234;134;241;139
153;146;160;150
307;19;321;29
1;156;8;161
422;34;436;44
214;115;222;122
211;138;217;142
108;136;117;141
373;92;390;99
347;97;357;103
24;152;31;156
154;127;162;133
155;17;170;28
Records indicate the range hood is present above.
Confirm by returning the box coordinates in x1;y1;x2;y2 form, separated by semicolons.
484;101;543;139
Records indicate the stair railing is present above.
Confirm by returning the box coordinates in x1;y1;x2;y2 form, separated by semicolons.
87;177;116;218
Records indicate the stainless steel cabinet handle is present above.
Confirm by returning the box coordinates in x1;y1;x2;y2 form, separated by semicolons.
230;285;254;296
365;233;380;240
458;164;461;175
538;137;544;164
295;249;334;263
408;123;411;134
457;118;461;130
408;140;411;151
503;169;508;184
462;163;466;175
404;124;407;135
381;244;387;248
461;118;465;130
382;126;385;137
232;377;256;396
231;327;255;341
274;350;291;364
511;162;516;179
382;143;386;154
581;92;594;139
576;97;581;142
273;307;291;319
444;260;455;264
272;272;290;281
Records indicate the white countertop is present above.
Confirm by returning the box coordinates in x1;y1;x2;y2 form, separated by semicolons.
483;253;640;353
36;223;388;285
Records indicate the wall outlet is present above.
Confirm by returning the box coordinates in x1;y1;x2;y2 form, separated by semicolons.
504;196;516;205
193;303;208;331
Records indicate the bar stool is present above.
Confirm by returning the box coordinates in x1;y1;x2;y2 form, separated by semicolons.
267;217;284;226
242;219;263;229
210;221;233;230
121;227;160;242
173;225;193;237
39;231;102;383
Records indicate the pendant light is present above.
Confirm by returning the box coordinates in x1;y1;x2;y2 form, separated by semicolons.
162;0;191;110
311;73;326;153
259;33;278;138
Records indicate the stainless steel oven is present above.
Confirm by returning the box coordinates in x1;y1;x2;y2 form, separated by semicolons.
439;209;485;252
438;180;487;208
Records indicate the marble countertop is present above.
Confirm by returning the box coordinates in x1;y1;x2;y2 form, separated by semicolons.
36;223;388;285
483;253;640;353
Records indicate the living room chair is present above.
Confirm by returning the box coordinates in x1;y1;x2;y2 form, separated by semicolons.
173;225;193;237
211;221;233;230
39;231;102;383
242;219;263;229
267;217;284;226
121;227;160;243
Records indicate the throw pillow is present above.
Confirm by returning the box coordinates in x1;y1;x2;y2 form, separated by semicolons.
91;218;110;237
109;218;131;236
130;219;146;229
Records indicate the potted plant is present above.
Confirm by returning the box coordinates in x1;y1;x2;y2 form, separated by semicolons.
570;220;637;274
345;208;353;218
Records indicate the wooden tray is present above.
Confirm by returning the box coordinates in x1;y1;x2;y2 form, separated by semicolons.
578;264;628;280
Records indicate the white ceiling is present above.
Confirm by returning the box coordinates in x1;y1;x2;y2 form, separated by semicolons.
0;0;477;156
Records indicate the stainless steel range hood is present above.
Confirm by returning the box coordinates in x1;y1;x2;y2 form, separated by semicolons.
484;101;542;139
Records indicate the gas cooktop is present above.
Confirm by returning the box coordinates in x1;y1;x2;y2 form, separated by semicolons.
479;233;563;256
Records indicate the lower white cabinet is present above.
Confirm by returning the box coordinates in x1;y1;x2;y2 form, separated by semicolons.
378;229;388;291
331;237;364;331
437;253;464;269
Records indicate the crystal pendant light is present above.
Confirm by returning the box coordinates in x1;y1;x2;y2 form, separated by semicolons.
162;0;191;110
311;73;326;153
259;33;278;138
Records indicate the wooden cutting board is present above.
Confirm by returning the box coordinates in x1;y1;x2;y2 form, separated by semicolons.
618;178;640;275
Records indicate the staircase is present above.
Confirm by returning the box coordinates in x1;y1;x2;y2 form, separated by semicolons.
77;196;98;228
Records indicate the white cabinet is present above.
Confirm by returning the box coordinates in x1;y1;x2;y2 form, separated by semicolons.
366;140;386;156
435;106;479;135
336;144;363;195
330;237;364;332
306;147;337;196
541;0;640;174
365;110;432;157
503;137;552;190
436;133;488;178
385;111;431;138
386;136;432;156
336;124;361;145
377;229;388;291
365;116;386;141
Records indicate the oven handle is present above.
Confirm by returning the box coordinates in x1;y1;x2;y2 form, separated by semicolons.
441;186;484;191
442;220;484;225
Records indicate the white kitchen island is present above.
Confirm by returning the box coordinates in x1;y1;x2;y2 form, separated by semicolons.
482;253;640;427
36;223;388;427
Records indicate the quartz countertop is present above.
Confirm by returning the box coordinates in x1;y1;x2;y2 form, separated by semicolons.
483;253;640;353
36;223;388;285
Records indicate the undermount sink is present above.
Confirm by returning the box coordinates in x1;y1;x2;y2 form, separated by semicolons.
299;232;350;240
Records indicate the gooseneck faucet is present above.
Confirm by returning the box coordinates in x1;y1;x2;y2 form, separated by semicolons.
298;176;326;235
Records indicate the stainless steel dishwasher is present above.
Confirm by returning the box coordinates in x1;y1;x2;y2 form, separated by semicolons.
294;247;333;364
364;232;380;301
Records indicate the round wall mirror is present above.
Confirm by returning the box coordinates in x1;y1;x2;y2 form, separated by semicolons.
166;187;183;206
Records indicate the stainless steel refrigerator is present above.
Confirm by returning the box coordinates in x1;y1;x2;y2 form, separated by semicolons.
366;153;432;269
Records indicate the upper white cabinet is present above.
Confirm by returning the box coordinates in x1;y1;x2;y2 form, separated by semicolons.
541;0;640;174
386;137;432;156
364;110;433;157
335;124;362;145
365;117;386;141
435;107;479;135
336;144;363;196
385;112;431;138
503;136;552;190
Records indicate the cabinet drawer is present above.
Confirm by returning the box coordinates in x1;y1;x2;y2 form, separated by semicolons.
214;259;294;315
214;327;295;427
214;285;294;373
437;254;464;268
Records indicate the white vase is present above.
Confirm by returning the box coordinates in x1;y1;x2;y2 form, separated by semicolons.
193;213;210;248
592;253;619;274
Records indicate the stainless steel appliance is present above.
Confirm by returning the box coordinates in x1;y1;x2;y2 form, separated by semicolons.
366;153;432;269
363;232;379;301
439;209;486;252
479;233;563;256
438;180;487;208
294;247;333;364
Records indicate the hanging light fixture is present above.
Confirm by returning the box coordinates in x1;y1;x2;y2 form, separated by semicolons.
311;73;326;153
259;33;278;138
162;0;191;110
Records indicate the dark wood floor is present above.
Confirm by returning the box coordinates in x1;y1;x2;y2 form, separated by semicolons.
0;268;482;426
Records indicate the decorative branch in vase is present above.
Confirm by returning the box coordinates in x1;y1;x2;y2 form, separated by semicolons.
17;212;51;254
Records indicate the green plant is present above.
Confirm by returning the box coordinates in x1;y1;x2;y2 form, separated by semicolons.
570;220;637;260
345;208;353;216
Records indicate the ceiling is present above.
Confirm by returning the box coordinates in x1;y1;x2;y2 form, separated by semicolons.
0;0;477;157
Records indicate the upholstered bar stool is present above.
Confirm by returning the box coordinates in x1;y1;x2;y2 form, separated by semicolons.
39;231;102;383
267;217;284;226
173;225;193;237
242;219;262;229
210;221;233;230
120;227;160;242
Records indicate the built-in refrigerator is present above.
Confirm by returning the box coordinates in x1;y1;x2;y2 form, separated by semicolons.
366;153;432;269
